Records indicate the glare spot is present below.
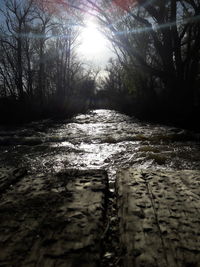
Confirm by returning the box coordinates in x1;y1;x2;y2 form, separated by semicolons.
78;19;111;66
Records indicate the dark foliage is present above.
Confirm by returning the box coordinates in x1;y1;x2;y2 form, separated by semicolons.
96;0;200;130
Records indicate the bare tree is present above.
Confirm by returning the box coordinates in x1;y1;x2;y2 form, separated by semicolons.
0;0;34;100
101;1;200;108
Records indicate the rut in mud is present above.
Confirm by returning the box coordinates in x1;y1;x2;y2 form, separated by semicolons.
0;109;200;266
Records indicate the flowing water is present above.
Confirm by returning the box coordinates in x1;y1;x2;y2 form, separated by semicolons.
0;109;200;184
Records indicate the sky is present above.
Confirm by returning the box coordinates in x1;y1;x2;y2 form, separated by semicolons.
0;1;114;71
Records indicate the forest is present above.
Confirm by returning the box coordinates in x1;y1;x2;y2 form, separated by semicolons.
0;0;200;129
1;2;200;266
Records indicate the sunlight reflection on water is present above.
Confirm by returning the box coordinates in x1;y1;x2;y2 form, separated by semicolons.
0;109;200;182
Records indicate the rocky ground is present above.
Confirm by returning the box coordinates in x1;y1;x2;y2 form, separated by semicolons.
116;169;200;267
0;169;108;267
0;110;200;266
1;168;200;266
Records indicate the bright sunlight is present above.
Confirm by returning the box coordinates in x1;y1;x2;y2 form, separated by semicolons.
77;19;112;67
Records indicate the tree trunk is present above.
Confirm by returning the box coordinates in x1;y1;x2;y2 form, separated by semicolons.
38;40;45;104
17;24;24;101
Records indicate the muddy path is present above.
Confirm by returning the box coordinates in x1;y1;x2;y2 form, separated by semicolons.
0;109;200;266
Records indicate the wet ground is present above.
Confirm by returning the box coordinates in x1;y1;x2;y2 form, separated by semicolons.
0;109;200;266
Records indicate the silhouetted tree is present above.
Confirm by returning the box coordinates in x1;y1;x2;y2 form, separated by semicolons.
0;0;94;121
97;0;200;114
0;0;35;100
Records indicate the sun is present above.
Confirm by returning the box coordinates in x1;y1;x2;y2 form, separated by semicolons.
77;19;111;66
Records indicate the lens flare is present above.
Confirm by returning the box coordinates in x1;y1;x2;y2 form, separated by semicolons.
112;0;138;11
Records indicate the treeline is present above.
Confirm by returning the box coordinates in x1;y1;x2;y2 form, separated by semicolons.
1;0;200;129
0;0;96;123
97;0;200;129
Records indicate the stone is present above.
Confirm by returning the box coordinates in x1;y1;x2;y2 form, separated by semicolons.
116;168;200;267
0;169;108;267
0;167;27;194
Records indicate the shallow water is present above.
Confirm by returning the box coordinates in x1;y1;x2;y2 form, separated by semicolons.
0;109;200;185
